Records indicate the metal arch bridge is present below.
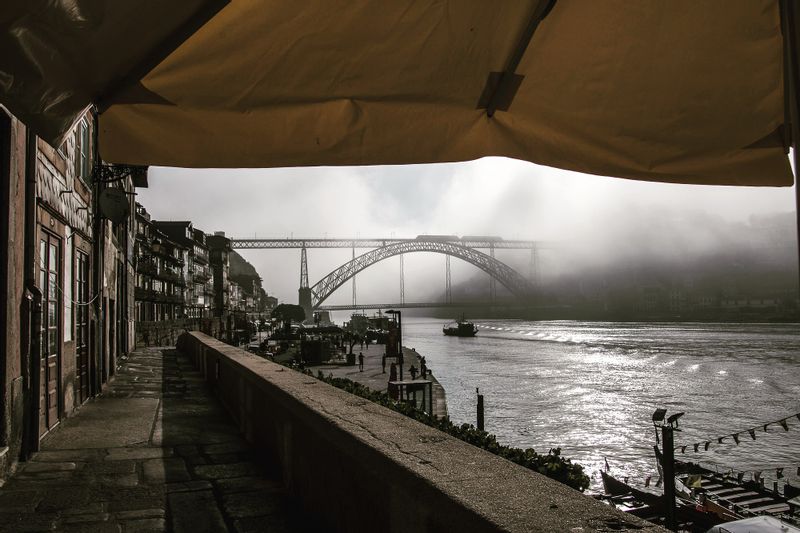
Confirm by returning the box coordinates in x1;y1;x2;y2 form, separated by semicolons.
308;240;532;308
229;236;543;310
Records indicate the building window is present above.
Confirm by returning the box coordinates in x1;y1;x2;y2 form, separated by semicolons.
75;119;90;184
56;139;68;160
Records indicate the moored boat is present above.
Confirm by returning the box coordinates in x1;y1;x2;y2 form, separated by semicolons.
674;460;799;526
598;470;722;531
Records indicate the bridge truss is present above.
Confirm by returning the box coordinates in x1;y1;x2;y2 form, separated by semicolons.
231;238;544;249
308;240;533;309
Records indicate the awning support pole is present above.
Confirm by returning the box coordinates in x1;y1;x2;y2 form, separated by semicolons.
484;0;557;117
781;0;800;294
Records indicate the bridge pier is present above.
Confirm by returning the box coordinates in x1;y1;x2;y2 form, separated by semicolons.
299;287;313;323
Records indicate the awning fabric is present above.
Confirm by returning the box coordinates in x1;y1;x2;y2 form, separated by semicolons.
0;0;228;143
1;0;797;186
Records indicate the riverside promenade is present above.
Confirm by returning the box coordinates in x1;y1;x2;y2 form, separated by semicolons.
0;346;298;533
310;343;448;418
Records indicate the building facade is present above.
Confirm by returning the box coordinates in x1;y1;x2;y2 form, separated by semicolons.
134;205;190;345
0;107;139;480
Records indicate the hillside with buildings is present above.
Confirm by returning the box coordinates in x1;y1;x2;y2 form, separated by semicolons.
134;205;278;346
229;250;277;313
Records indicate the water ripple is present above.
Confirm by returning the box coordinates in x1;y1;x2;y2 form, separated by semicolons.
402;318;800;492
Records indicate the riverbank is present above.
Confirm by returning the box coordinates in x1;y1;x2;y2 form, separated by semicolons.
308;343;448;418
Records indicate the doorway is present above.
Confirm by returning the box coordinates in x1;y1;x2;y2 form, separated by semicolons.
38;231;61;436
75;251;89;404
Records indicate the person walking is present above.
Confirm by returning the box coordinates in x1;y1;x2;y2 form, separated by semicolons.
381;353;386;373
409;364;417;380
358;351;364;371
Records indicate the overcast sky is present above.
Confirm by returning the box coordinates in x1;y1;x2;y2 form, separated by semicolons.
137;157;796;305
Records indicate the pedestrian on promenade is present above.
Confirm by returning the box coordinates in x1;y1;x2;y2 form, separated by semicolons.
381;353;386;373
358;352;364;371
409;364;417;380
390;362;397;382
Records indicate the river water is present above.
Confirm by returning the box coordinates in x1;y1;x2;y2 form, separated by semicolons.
392;318;800;493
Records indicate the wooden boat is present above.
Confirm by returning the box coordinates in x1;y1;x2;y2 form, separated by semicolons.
599;470;721;532
674;460;799;526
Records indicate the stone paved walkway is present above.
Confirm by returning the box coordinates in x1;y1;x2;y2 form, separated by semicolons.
0;347;297;533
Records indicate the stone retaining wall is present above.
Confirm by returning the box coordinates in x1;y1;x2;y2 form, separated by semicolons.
177;331;664;533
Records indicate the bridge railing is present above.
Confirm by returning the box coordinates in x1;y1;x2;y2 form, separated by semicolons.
230;238;553;249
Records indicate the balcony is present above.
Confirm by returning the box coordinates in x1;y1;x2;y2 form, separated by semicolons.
152;244;183;265
193;250;209;265
136;258;157;275
154;293;184;304
192;268;211;282
154;269;186;286
134;287;157;301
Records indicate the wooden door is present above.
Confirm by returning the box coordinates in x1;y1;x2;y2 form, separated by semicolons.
108;302;115;377
39;232;61;436
75;251;89;404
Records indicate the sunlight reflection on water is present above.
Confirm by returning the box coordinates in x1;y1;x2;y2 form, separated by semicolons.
402;318;800;492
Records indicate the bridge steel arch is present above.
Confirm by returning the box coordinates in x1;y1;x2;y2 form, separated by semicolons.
309;241;533;308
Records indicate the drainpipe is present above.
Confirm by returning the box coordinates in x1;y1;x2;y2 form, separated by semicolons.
22;127;41;457
91;108;105;394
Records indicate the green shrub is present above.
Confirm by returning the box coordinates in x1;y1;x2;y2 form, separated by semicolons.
287;367;589;491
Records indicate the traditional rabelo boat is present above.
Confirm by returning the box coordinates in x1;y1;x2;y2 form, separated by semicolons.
598;461;800;532
674;460;799;526
598;470;720;532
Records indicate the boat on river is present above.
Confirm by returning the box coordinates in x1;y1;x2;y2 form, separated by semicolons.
598;470;721;532
600;466;800;532
674;460;799;526
442;316;477;337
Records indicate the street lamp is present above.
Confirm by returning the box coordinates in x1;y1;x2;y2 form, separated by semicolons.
385;309;403;380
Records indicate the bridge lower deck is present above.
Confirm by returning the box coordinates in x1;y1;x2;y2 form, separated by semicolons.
0;347;300;533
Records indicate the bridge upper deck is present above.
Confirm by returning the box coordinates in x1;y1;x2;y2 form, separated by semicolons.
231;237;549;249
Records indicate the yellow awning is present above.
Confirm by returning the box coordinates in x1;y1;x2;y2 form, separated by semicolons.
2;1;798;186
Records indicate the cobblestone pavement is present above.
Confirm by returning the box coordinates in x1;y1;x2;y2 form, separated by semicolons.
0;347;298;533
